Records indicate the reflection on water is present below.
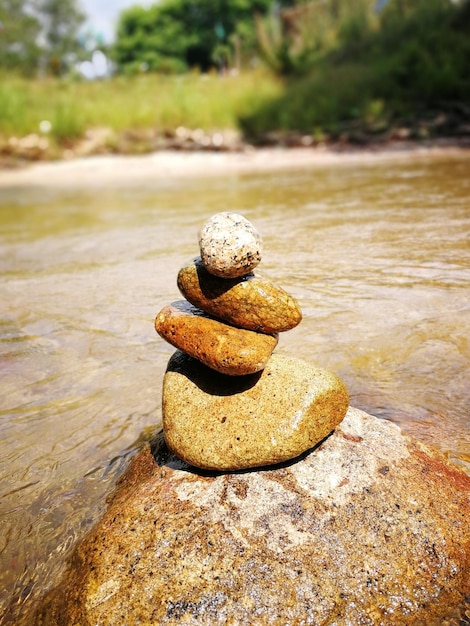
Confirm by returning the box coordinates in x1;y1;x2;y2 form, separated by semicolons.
0;153;469;622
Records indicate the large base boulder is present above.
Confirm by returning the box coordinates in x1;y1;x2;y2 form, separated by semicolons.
36;408;470;625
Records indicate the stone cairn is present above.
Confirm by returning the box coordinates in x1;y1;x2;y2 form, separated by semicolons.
155;212;349;471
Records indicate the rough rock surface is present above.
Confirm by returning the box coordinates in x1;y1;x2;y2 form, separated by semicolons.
155;302;278;376
177;257;302;334
36;407;470;626
198;212;262;278
163;351;349;470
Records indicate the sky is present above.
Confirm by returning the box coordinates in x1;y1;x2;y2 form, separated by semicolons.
80;0;150;43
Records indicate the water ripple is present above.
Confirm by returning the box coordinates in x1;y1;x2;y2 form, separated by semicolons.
0;153;469;623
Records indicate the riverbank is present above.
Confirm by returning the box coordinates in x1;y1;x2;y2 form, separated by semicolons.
1;139;469;189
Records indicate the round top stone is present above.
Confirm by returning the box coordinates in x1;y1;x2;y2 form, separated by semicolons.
198;212;262;278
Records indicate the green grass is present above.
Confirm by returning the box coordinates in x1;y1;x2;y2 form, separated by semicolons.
0;71;282;149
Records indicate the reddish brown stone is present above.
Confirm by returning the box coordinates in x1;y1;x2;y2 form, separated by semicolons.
155;301;278;376
35;408;470;625
177;257;302;334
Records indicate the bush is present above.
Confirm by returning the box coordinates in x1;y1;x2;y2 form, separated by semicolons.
240;0;470;140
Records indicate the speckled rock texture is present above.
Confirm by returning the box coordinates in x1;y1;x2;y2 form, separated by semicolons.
198;212;262;278
177;257;302;334
36;407;470;626
162;351;349;470
154;301;278;376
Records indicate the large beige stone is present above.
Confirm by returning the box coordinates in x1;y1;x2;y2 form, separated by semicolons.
162;351;349;470
155;301;278;376
35;408;470;626
177;257;302;334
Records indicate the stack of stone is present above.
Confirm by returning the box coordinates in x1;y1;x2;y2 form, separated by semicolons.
155;212;349;471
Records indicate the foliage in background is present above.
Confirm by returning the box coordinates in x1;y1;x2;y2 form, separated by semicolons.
0;0;85;76
240;0;470;140
1;0;469;153
0;0;42;76
256;0;376;76
113;0;280;74
35;0;86;75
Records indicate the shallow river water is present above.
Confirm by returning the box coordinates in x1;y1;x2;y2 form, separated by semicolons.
0;151;469;622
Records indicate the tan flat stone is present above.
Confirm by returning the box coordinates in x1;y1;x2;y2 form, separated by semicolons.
155;301;278;376
162;351;349;470
177;257;302;334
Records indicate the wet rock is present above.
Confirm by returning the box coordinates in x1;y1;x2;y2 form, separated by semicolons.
35;408;470;625
177;257;302;334
162;351;349;470
198;212;262;278
154;301;278;376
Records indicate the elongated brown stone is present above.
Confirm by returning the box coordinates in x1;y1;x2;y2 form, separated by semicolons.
177;257;302;334
154;301;278;376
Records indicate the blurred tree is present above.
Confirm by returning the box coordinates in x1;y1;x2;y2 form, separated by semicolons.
35;0;86;75
113;0;274;74
0;0;41;75
0;0;86;75
256;0;377;76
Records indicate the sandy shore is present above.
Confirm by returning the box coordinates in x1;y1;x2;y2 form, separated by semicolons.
0;143;469;188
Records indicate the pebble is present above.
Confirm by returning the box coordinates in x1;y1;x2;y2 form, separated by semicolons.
155;301;278;376
199;212;262;278
177;257;302;334
162;351;349;470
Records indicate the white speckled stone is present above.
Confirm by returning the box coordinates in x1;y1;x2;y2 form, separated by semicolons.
198;212;262;278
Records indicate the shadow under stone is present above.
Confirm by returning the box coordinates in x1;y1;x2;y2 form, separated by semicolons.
193;256;253;298
150;428;334;478
166;349;263;396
